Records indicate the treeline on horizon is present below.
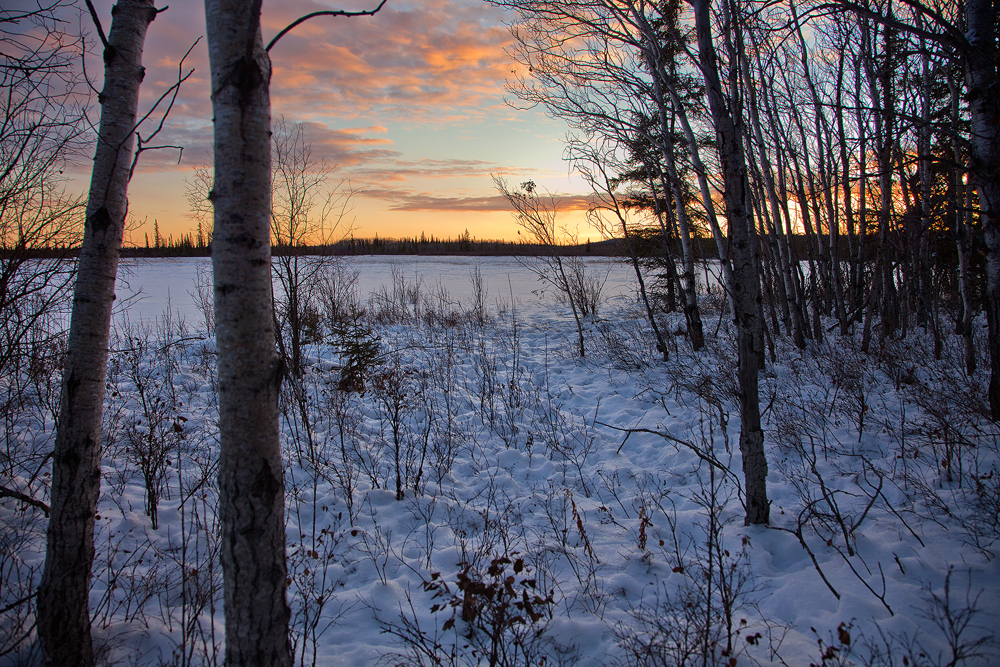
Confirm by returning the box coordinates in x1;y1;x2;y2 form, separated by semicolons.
9;231;628;258
6;228;984;269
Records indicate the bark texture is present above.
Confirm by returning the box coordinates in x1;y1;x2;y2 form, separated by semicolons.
36;2;156;665
691;0;769;525
204;0;292;664
964;0;1000;419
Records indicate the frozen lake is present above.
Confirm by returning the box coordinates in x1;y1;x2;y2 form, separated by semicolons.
114;254;640;325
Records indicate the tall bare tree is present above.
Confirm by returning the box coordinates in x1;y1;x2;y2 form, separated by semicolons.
204;0;292;664
963;0;1000;418
690;0;769;524
35;1;157;664
205;3;385;661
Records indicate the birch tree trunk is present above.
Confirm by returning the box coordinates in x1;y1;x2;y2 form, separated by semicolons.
204;0;292;664
964;0;1000;419
953;64;976;374
690;0;769;525
915;29;932;329
835;44;856;334
871;22;901;339
36;3;156;664
659;129;706;350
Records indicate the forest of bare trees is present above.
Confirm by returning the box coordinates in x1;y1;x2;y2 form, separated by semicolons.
489;0;998;522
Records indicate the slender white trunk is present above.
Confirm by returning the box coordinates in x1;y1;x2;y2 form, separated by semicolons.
661;131;706;350
37;3;156;665
835;47;855;335
661;74;737;315
637;38;704;350
965;0;1000;419
204;0;292;664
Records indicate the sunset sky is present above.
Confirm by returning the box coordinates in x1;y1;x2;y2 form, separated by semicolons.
69;0;599;243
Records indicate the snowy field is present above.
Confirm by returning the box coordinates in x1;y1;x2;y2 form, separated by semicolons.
3;255;999;666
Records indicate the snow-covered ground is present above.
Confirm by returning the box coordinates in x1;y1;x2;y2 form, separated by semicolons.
3;256;998;666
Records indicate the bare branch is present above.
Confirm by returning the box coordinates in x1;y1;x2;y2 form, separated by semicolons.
598;421;743;487
0;484;51;515
820;0;969;53
127;38;199;181
266;0;388;52
83;0;110;51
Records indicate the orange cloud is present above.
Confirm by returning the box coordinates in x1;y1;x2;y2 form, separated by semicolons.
74;0;523;141
64;0;574;242
264;0;516;122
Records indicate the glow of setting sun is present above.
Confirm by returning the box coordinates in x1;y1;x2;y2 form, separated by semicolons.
71;0;597;245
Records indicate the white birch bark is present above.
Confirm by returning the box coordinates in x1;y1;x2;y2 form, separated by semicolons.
964;0;1000;419
204;0;292;664
660;74;737;314
36;3;156;664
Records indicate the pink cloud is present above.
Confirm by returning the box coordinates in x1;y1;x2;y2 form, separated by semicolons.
292;122;399;166
359;187;593;213
72;0;520;172
351;158;499;183
55;0;568;231
264;0;516;121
